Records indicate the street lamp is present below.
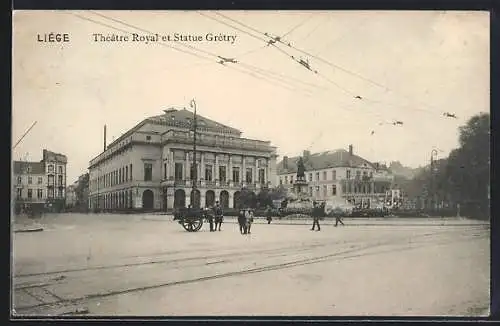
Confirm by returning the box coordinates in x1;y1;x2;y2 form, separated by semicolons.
189;99;199;208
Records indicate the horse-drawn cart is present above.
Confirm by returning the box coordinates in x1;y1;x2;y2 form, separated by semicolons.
173;207;206;232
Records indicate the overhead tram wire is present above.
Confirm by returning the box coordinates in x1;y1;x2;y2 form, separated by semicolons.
200;12;403;123
85;12;315;96
205;12;414;117
281;13;315;38
214;12;449;118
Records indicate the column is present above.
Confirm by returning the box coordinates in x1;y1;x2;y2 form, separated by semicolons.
185;151;190;180
263;159;267;184
228;155;233;182
242;156;246;185
167;150;173;179
215;154;219;180
254;157;258;185
200;152;205;180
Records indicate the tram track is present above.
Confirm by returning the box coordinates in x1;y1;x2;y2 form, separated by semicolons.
14;227;469;279
13;229;486;315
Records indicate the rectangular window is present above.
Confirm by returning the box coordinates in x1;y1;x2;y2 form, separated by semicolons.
346;170;351;179
58;188;63;197
323;185;327;197
258;169;265;184
285;176;288;184
316;186;320;195
219;166;227;182
332;170;336;180
175;163;183;181
246;168;253;183
316;172;320;181
323;171;327;180
48;175;54;185
279;178;283;185
309;187;313;196
332;185;337;196
115;170;118;184
37;189;43;199
37;176;42;184
164;163;167;179
205;164;213;181
48;165;54;173
232;167;240;183
17;176;22;184
28;189;33;198
290;176;294;184
309;173;313;182
130;164;133;181
356;170;361;180
58;166;63;174
17;188;22;198
125;166;129;181
144;163;153;181
58;175;63;186
28;176;32;184
119;169;122;183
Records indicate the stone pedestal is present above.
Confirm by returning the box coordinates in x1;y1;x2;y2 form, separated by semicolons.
293;178;309;197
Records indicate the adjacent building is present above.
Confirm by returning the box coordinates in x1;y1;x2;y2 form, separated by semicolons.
88;108;278;211
13;149;68;213
65;182;77;208
276;145;395;207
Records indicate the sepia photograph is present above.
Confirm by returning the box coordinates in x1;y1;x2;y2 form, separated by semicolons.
12;10;490;317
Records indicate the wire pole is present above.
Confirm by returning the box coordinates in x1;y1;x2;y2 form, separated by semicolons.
190;99;198;207
13;121;37;149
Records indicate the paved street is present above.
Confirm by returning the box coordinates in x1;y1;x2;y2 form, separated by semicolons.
12;213;490;317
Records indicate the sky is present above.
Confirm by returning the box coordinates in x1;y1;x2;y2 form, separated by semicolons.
12;10;489;184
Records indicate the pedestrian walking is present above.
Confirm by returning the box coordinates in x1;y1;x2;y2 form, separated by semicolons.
246;209;254;234
238;209;247;234
205;206;215;232
265;206;273;224
335;215;345;227
214;201;224;231
311;201;321;231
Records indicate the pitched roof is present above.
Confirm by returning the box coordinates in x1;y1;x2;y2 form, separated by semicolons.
104;108;242;152
148;108;241;135
43;149;68;163
13;161;45;174
277;149;377;174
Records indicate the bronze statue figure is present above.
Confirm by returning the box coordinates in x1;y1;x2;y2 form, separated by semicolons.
297;157;305;180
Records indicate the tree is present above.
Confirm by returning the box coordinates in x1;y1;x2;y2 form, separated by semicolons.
433;113;490;217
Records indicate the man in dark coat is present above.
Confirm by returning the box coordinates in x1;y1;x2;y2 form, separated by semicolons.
214;201;224;231
311;201;321;231
238;209;247;234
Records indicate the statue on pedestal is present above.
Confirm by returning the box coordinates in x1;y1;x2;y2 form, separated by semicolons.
297;157;306;181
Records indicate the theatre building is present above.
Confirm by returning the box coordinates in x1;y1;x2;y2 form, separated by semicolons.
88;108;277;211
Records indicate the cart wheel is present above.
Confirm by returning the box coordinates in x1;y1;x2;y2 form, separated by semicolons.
182;218;203;232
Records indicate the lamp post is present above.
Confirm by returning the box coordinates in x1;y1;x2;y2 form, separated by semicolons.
430;149;438;211
189;99;199;208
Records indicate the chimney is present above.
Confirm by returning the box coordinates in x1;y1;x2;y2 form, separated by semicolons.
283;156;289;169
303;150;310;158
104;125;107;152
348;144;353;155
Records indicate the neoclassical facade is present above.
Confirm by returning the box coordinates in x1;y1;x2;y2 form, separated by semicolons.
88;108;277;211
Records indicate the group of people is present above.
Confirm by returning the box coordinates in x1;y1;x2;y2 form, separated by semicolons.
203;201;224;232
310;201;345;231
237;208;254;234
